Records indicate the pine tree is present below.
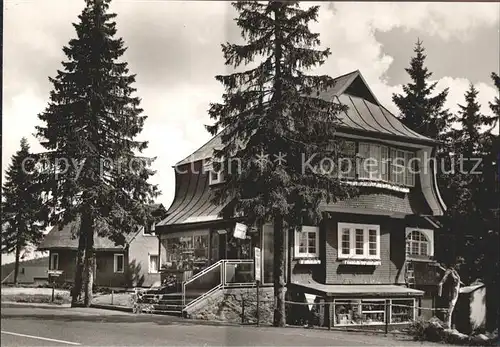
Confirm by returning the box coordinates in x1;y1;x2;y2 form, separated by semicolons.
207;1;355;327
392;39;450;140
1;138;46;285
36;0;158;306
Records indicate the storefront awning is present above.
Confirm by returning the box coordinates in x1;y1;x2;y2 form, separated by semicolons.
290;281;424;298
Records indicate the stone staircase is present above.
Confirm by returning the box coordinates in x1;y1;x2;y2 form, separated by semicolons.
138;292;197;316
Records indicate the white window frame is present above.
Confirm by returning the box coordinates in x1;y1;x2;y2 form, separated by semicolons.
337;223;381;260
113;253;125;273
405;228;434;257
294;226;320;259
148;254;160;274
50;252;59;270
390;298;417;324
333;299;386;326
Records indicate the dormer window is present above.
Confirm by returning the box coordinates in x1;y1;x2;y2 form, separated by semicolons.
206;158;224;185
209;170;223;185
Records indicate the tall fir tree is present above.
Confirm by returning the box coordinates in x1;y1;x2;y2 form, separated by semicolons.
1;138;46;285
36;0;158;306
392;39;450;140
207;1;356;326
485;72;499;331
439;83;498;283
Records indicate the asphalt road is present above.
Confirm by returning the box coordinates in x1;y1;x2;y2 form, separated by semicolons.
1;303;437;346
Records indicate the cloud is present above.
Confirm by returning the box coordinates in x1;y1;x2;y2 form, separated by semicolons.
308;2;499;134
2;0;499;217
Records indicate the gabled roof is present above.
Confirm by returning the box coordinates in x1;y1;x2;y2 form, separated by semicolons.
38;221;132;250
176;70;436;166
38;204;167;251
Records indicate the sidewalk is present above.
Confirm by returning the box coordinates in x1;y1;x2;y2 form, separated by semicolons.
1;301;71;308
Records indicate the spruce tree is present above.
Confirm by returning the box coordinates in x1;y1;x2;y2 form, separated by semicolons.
36;0;158;306
207;1;355;327
1;138;46;285
392;39;450;139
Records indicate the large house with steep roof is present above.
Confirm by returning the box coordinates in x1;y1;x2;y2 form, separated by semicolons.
154;70;446;326
38;204;167;288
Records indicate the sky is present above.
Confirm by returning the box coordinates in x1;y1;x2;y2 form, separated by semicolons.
2;1;499;263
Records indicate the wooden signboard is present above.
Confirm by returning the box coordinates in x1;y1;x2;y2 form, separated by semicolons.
47;270;64;277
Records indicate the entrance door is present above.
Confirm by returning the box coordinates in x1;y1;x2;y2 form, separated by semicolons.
211;228;255;261
226;233;253;259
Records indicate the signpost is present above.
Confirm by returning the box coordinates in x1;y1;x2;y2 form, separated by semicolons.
254;247;261;326
233;223;248;240
47;270;63;302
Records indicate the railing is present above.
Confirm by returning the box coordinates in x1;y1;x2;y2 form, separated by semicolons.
182;259;255;312
223;259;255;287
182;260;223;308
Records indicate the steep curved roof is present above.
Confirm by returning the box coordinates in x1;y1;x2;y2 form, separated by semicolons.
176;70;437;166
156;161;226;227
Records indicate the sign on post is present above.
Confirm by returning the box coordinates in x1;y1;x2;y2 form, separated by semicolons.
47;270;64;277
254;247;261;282
47;270;63;303
233;223;248;239
254;246;262;326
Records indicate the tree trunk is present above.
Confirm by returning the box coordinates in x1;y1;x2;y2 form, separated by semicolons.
438;268;461;329
271;3;286;328
83;225;95;307
71;214;88;307
273;214;286;327
14;241;21;286
445;271;460;329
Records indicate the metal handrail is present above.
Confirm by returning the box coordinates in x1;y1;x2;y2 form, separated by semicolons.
183;284;223;313
182;260;224;308
181;258;255;309
184;260;224;286
223;259;255;287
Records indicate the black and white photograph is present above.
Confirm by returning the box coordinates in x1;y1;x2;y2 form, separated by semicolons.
1;0;499;346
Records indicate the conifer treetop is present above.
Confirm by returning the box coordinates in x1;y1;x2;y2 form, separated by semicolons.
36;0;158;245
2;138;46;254
208;1;356;229
392;39;450;140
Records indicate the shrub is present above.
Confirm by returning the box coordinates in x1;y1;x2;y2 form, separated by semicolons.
408;316;445;342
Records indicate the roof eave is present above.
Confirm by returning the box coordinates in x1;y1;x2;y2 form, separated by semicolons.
337;126;440;147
